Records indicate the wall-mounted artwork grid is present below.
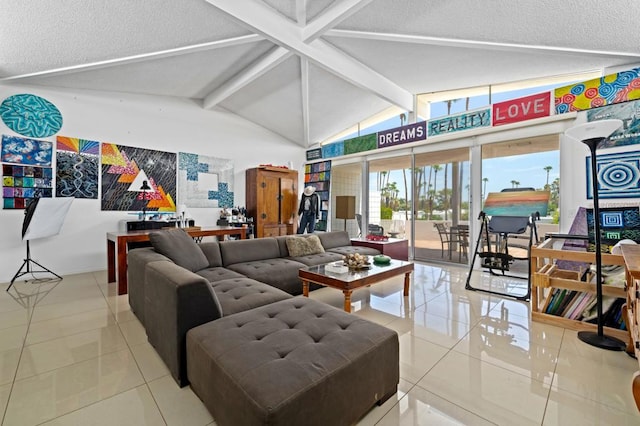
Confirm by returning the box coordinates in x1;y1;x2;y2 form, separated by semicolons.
56;136;99;199
2;165;53;209
178;153;234;208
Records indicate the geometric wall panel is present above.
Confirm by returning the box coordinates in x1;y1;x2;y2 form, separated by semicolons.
586;150;640;199
178;152;234;208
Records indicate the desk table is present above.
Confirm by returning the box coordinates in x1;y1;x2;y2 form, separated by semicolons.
350;238;409;261
107;226;248;295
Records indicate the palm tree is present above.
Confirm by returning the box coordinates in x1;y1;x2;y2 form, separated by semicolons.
432;165;442;217
482;177;489;198
544;166;553;188
443;163;449;220
511;180;519;188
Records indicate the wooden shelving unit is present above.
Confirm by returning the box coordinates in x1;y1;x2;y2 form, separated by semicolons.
530;237;628;343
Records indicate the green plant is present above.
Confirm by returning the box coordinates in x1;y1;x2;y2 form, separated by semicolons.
381;206;392;220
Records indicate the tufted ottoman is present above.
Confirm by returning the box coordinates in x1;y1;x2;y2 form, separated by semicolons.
186;297;399;426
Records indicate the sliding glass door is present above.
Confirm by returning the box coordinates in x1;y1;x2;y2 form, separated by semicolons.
413;148;470;264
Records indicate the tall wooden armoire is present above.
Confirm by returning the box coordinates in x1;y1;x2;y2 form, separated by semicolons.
246;167;298;238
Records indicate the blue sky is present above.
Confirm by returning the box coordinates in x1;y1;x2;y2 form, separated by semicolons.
354;84;563;202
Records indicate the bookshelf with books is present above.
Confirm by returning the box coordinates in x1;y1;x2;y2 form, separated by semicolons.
530;236;628;343
303;160;331;232
620;244;640;409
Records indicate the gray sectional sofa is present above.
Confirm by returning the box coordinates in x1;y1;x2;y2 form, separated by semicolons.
127;229;398;425
127;230;381;383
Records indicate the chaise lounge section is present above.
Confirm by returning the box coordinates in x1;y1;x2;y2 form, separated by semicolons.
187;297;399;426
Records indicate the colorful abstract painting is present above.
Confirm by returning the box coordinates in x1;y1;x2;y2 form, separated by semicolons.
0;94;63;138
2;164;53;209
555;67;640;113
56;136;99;199
1;134;52;166
178;152;234;208
586;99;640;148
586;150;640;199
101;143;176;212
483;190;550;217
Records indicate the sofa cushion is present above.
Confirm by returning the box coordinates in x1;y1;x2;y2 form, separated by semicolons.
285;235;325;257
220;238;281;266
226;258;307;295
198;242;223;267
326;245;381;256
317;230;351;250
289;251;343;266
210;278;292;316
196;267;245;283
149;228;209;272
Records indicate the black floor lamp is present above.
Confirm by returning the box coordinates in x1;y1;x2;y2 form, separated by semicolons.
565;119;625;351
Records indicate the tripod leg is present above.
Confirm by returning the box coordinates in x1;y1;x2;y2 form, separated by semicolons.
7;259;30;291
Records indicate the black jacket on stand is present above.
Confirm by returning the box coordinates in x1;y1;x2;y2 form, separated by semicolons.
298;193;319;219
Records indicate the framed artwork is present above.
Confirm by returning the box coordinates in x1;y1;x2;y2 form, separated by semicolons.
2;164;53;209
0;94;63;138
101;143;176;212
178;152;234;208
56;136;99;199
1;134;53;166
586;150;640;199
586;99;640;148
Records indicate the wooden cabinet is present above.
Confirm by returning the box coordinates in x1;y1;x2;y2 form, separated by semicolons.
530;237;628;343
246;167;298;238
621;244;640;410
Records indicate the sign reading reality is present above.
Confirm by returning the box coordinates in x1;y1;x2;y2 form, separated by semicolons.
428;109;491;137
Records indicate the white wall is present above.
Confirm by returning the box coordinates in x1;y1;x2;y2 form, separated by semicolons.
0;84;305;282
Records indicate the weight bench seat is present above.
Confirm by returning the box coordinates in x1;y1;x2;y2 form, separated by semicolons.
186;297;399;426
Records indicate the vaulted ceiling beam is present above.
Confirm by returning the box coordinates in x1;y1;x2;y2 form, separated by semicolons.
296;0;307;26
300;57;310;146
203;46;293;109
326;29;640;59
0;35;263;82
205;0;414;112
302;0;373;42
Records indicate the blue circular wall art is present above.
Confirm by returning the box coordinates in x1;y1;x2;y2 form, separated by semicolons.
0;94;63;138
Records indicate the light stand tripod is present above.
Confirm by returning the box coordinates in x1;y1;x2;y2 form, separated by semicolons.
7;197;73;291
8;240;62;291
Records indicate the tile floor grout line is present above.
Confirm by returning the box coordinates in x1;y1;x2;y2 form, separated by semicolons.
1;278;39;426
539;328;565;426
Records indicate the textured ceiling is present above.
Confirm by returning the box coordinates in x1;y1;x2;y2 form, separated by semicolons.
1;0;639;147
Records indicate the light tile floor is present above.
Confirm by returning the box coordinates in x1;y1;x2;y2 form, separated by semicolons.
1;263;639;425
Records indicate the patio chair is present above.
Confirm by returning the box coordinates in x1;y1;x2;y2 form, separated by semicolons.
434;222;452;258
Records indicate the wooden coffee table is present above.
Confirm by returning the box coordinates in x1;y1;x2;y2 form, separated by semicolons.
299;259;414;312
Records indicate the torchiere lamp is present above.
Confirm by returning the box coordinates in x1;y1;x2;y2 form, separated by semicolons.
565;119;625;351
